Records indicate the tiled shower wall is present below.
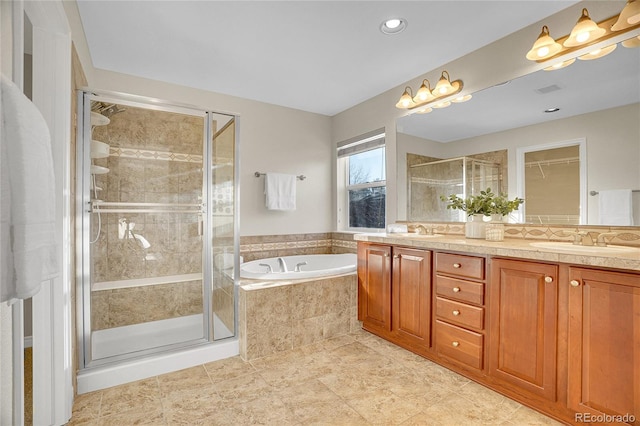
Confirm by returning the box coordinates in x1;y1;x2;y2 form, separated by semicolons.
90;106;204;329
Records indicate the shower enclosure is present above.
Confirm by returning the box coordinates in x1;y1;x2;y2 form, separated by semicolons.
408;157;501;222
76;91;238;369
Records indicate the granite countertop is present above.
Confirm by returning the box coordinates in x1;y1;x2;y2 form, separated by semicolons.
354;233;640;272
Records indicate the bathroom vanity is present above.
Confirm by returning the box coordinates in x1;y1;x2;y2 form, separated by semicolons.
355;233;640;425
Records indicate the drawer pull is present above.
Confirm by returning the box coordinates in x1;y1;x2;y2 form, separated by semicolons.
452;341;460;347
452;287;461;293
544;276;553;283
452;310;460;316
453;263;462;268
570;279;581;287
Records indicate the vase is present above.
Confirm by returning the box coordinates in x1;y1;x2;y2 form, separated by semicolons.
465;214;486;239
486;214;505;241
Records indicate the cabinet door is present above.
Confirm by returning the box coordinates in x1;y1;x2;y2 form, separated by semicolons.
568;268;640;424
358;243;392;332
392;247;431;348
489;259;558;401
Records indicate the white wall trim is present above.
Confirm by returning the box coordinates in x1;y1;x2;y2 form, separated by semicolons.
24;1;73;425
516;138;587;225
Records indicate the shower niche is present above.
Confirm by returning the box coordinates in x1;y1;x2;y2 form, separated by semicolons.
77;91;239;369
408;156;502;222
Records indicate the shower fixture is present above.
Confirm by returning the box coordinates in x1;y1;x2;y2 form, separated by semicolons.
91;102;126;117
118;218;151;249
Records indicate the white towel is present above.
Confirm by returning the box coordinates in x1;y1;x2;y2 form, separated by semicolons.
598;189;634;226
1;74;58;304
264;173;296;210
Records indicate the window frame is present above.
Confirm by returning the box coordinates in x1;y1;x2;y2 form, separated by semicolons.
337;132;386;232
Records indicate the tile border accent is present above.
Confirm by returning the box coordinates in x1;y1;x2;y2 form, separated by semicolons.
109;146;203;163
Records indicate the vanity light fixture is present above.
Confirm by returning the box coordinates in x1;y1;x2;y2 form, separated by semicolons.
578;43;617;60
622;35;640;48
543;58;576;71
612;0;640;31
526;26;562;60
564;9;606;47
526;4;640;67
413;79;436;103
452;94;472;103
395;86;416;109
381;18;407;35
395;70;464;111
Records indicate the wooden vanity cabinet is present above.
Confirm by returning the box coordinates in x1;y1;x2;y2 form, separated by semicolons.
489;258;558;401
567;267;640;425
357;243;431;352
357;243;392;334
434;252;486;371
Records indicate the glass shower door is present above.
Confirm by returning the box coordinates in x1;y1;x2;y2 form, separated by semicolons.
80;93;233;367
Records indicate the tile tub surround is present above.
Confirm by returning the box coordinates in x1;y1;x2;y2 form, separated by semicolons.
68;330;561;425
240;232;357;262
238;273;358;360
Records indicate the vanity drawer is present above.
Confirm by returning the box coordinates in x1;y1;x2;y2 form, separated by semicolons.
436;276;484;306
435;320;483;370
436;297;484;331
435;252;485;280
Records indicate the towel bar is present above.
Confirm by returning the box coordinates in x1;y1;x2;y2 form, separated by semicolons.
254;172;306;181
590;189;640;196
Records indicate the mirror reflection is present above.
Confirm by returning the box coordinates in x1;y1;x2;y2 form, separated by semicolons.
396;43;640;226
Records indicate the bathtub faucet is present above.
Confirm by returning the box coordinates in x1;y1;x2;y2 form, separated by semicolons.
294;262;307;272
277;257;288;273
259;263;273;273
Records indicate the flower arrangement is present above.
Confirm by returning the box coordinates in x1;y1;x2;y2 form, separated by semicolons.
440;188;524;217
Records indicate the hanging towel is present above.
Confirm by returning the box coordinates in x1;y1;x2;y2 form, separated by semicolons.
1;74;58;304
264;173;296;210
598;189;634;226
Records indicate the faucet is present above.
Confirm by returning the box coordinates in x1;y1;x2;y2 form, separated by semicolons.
259;263;273;273
414;224;433;235
294;261;308;272
596;232;618;247
566;231;594;246
277;257;288;272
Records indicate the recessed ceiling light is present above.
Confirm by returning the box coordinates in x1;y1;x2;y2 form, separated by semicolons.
544;107;560;113
381;18;407;35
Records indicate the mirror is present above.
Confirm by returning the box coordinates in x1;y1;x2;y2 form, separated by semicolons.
396;44;640;226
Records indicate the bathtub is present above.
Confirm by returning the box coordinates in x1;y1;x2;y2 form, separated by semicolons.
239;253;356;280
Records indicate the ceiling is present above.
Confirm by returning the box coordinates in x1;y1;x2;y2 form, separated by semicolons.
397;44;640;143
76;1;579;116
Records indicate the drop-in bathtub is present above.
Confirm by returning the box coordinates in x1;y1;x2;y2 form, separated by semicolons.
239;253;357;280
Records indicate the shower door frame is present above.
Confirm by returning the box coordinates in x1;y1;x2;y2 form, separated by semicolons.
76;90;238;370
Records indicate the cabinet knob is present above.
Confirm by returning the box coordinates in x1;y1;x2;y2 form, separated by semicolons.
452;341;460;347
452;287;461;293
452;310;460;316
570;279;581;287
453;263;462;268
545;276;553;283
384;253;389;257
393;254;400;259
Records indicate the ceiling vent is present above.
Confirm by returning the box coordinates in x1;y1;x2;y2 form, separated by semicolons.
535;84;562;94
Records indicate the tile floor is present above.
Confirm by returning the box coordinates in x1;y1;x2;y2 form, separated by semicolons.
68;330;563;425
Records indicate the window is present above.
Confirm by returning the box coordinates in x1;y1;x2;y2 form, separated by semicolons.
337;131;386;230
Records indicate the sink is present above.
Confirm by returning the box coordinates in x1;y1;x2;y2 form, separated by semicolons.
529;242;639;254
